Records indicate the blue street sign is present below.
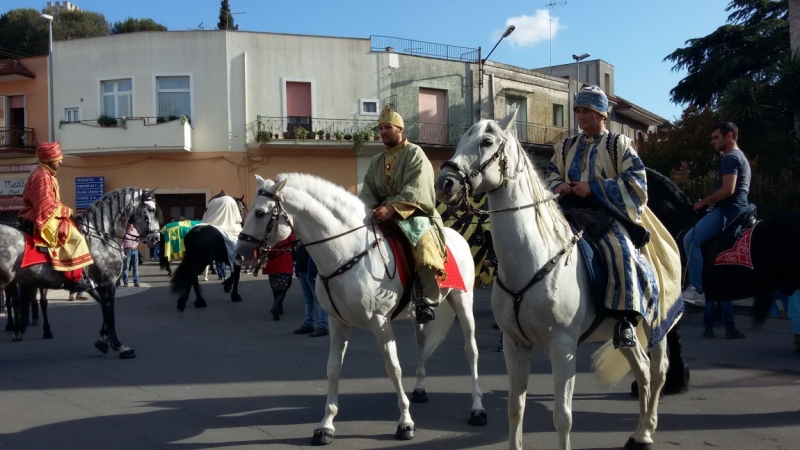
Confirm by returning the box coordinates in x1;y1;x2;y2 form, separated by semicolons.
75;176;104;208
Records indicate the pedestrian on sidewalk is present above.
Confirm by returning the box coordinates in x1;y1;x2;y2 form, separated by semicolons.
122;222;141;287
263;235;295;321
703;300;745;339
293;244;328;337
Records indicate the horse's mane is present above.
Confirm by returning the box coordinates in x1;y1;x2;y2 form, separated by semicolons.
82;187;149;237
462;120;572;248
275;173;367;227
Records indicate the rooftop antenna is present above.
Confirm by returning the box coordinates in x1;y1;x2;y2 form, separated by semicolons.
543;1;566;74
188;22;204;30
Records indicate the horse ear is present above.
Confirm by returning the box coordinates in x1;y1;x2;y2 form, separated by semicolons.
143;188;158;199
497;107;518;131
275;179;287;193
254;174;265;186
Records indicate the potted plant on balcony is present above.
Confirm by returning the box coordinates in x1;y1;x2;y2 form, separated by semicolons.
325;132;331;141
283;130;292;139
256;130;272;143
371;125;381;141
97;115;118;127
343;134;352;141
295;127;309;140
317;130;325;140
334;131;344;141
352;131;365;154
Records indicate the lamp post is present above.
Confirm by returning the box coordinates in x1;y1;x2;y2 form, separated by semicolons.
572;52;589;135
41;13;54;141
478;25;515;119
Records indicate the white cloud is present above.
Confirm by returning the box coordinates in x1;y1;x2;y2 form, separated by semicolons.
496;9;560;47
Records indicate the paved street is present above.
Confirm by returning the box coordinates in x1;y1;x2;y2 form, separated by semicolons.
0;262;798;450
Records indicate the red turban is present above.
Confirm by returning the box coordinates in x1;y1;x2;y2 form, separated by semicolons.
37;142;63;163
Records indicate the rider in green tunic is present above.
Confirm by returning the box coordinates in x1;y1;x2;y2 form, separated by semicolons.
359;106;447;323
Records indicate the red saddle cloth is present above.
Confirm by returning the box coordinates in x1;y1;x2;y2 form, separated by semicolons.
20;234;83;282
384;233;467;292
714;228;754;269
21;234;50;268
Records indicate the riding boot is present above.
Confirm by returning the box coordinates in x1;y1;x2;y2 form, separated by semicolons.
415;267;441;324
613;317;637;349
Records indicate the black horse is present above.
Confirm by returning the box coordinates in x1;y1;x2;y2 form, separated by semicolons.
168;225;243;311
645;167;799;326
167;195;248;311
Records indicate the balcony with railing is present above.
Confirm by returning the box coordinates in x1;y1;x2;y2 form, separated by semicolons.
255;116;567;147
0;126;38;155
59;117;192;154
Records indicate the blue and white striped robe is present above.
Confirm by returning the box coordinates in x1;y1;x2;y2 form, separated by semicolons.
546;131;683;344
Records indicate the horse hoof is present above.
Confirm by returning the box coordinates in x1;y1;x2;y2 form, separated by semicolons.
194;300;207;308
231;294;242;302
31;318;38;326
271;312;280;321
410;389;428;403
468;410;488;426
177;302;187;312
119;349;136;359
624;437;653;450
394;424;414;440
311;428;334;446
12;333;21;342
223;281;233;294
43;331;53;339
94;340;110;354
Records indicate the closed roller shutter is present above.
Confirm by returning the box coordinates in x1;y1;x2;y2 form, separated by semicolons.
419;88;447;144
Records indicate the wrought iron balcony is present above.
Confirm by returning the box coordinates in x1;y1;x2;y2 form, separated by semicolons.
255;116;568;147
0;127;38;152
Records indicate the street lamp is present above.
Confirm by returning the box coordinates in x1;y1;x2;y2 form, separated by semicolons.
478;25;515;119
41;14;54;141
572;52;590;134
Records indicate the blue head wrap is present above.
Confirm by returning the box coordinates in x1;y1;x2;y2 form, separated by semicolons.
574;85;608;118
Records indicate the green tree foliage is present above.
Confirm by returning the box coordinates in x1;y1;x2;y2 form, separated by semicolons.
0;8;51;57
52;10;109;41
640;105;722;177
110;17;168;34
665;0;788;107
217;0;239;30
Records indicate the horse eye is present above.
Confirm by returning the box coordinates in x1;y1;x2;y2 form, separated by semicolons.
255;210;266;218
481;137;493;147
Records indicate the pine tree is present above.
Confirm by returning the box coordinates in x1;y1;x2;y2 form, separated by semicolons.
217;0;239;30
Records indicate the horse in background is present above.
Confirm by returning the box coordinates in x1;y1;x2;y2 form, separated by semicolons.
644;167;800;326
170;195;246;310
2;188;160;358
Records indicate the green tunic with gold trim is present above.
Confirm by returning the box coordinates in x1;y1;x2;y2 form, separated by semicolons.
359;139;446;277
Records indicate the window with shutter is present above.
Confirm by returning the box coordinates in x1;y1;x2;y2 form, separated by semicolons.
286;82;312;133
418;88;447;144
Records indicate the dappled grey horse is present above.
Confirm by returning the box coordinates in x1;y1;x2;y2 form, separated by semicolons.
1;188;160;358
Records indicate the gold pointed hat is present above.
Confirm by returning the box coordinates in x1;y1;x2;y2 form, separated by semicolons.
378;105;404;129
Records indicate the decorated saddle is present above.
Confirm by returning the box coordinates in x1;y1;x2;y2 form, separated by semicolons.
378;223;466;320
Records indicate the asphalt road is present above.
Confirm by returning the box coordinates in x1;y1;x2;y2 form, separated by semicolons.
0;262;797;450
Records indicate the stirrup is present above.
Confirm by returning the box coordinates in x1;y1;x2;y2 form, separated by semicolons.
415;305;435;324
613;317;636;349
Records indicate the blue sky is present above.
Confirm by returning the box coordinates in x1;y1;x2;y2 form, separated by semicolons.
7;0;734;122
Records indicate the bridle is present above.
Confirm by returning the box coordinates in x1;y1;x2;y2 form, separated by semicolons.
77;194;160;250
441;128;585;345
237;188;295;249
238;185;394;323
441;132;558;215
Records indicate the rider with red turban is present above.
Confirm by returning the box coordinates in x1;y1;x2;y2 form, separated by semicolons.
19;142;93;288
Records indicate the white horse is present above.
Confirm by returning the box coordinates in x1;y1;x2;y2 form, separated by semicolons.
234;173;485;445
435;112;673;450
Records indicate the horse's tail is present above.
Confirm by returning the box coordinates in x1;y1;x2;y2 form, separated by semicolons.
170;258;199;297
421;296;457;362
590;322;648;387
